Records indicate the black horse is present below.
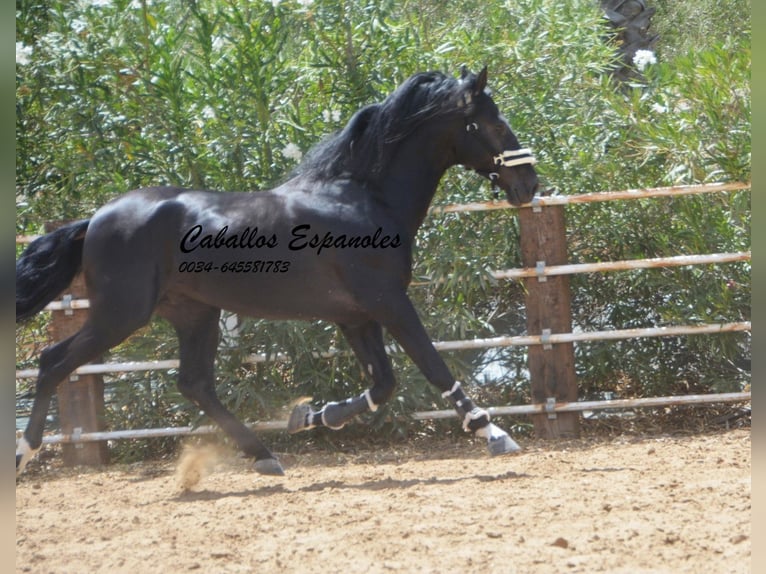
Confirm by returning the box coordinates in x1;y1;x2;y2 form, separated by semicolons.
16;67;538;476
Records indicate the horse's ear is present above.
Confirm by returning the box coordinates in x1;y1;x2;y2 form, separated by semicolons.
473;66;488;95
457;66;481;109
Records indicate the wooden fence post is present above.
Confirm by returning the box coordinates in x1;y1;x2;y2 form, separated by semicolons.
46;222;109;467
518;204;580;438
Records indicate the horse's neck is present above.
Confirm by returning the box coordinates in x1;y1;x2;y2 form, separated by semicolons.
379;133;454;239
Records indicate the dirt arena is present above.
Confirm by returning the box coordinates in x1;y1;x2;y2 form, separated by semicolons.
16;429;750;574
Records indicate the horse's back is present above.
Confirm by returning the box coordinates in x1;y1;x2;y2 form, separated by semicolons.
78;182;409;324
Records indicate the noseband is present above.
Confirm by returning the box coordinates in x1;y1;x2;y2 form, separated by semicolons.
493;148;536;168
464;121;536;178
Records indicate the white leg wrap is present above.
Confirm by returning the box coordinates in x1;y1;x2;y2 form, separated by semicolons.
16;436;40;476
462;407;490;432
442;381;461;398
363;389;379;412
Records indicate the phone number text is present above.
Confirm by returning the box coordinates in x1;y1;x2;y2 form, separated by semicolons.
178;260;291;273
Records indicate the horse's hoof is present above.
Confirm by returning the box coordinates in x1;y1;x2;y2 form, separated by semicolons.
475;422;522;456
287;403;314;434
254;458;285;476
487;433;522;456
16;435;39;477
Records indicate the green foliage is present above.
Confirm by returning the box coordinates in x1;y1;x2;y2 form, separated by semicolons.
652;0;751;59
16;0;750;456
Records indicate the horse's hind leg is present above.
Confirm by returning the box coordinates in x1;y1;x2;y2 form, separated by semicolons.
161;301;283;476
288;321;394;433
17;318;142;475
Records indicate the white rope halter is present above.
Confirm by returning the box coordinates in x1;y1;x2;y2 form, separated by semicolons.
464;121;537;176
494;148;537;168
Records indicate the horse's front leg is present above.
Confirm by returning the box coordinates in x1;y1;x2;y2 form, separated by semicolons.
288;293;521;455
377;292;521;456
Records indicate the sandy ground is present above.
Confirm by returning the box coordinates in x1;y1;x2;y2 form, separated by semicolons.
16;429;750;574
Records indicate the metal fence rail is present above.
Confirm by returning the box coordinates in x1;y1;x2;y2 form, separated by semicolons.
15;322;751;380
430;181;750;214
39;391;751;445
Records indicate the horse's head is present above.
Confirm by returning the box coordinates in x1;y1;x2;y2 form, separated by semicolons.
453;67;539;206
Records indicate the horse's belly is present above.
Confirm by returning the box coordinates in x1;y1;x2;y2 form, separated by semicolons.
169;272;364;323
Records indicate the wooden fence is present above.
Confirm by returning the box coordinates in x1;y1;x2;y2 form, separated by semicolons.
15;182;751;461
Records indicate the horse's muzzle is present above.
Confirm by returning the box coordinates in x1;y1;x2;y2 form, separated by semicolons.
502;170;539;206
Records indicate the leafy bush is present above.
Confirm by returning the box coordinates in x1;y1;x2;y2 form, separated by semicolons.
16;0;750;455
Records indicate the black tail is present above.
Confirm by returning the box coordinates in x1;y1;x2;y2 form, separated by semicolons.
16;219;91;323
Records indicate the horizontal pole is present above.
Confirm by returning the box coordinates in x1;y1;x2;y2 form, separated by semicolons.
16;322;751;380
431;181;750;215
16;359;181;380
413;392;752;420
431;322;750;352
492;251;751;280
41;421;287;444
43;298;91;311
39;391;750;445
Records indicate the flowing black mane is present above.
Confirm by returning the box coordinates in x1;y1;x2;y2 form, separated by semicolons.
296;71;463;184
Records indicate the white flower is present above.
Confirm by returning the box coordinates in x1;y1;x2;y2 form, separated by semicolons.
281;143;303;162
89;0;113;7
651;102;667;114
71;19;87;34
16;42;33;66
194;105;216;128
322;109;342;123
633;49;657;72
270;0;312;9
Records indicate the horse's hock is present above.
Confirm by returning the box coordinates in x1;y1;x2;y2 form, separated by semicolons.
45;221;109;467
